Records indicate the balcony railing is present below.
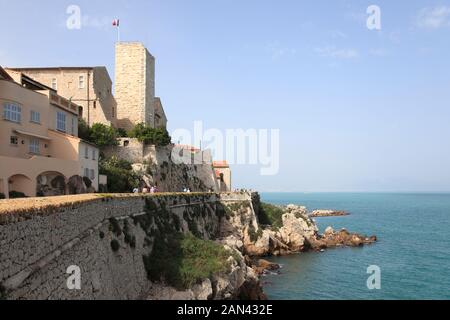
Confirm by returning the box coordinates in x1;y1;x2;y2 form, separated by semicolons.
49;92;79;115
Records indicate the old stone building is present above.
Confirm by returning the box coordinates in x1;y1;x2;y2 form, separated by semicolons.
115;42;156;130
6;67;117;127
213;161;232;192
154;97;168;128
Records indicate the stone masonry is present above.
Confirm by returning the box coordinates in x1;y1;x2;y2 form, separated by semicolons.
0;192;256;300
115;42;156;131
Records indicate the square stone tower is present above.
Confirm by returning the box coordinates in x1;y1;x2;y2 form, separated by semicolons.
115;42;155;130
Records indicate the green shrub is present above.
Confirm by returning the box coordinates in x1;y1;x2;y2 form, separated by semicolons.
110;239;120;252
88;123;119;147
116;128;128;138
99;156;141;193
248;224;263;242
129;123;171;146
143;233;233;289
258;202;285;230
0;193;5;200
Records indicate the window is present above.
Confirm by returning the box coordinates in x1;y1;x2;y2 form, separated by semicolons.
51;78;57;90
112;106;115;118
93;101;97;109
71;117;75;135
3;103;21;123
85;145;89;159
10;136;18;146
29;139;40;154
92;149;96;160
84;168;89;178
79;75;85;89
30;110;41;124
56;111;66;132
90;169;95;180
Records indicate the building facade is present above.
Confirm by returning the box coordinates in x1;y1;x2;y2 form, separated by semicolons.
115;42;156;130
213;161;232;192
6;67;117;127
154;97;168;128
0;67;99;198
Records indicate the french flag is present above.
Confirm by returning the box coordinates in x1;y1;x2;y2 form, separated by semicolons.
112;19;120;27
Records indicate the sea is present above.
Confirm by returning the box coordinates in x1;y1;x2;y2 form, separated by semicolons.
259;192;450;300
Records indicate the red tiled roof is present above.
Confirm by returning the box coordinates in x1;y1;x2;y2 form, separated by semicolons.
213;161;229;168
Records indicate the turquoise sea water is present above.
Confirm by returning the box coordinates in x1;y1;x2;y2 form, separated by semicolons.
260;193;450;300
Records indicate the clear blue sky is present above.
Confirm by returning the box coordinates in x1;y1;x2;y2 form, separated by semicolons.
1;0;450;192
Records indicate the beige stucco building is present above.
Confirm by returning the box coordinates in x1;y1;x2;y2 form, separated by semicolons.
6;67;117;127
0;67;99;198
115;42;156;130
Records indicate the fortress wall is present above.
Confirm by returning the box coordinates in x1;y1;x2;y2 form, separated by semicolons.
0;192;253;300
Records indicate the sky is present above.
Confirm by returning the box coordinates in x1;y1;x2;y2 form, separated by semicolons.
1;0;450;192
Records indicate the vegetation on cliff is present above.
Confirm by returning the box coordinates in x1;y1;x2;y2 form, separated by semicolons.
99;157;141;193
128;123;171;146
78;121;171;148
78;120;119;147
257;202;285;230
143;233;234;290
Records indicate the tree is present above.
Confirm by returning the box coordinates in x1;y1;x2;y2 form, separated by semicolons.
99;156;141;193
129;123;171;146
78;119;91;141
88;123;118;147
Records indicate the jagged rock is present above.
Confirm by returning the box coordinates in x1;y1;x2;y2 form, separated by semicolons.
252;259;280;275
277;208;318;252
147;284;194;300
324;226;334;235
219;235;244;251
309;228;377;250
192;279;213;300
310;210;349;217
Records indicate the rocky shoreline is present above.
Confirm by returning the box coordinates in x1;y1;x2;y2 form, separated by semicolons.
235;204;377;290
143;199;377;301
310;209;350;217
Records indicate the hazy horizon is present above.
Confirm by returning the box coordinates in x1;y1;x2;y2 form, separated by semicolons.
1;0;450;192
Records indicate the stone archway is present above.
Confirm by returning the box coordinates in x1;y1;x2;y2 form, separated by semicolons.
36;171;67;197
8;174;33;198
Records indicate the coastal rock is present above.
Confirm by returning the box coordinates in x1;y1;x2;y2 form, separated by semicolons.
219;235;244;252
192;279;213;300
252;259;280;276
147;284;195;300
310;210;349;217
310;228;377;250
324;226;334;235
243;229;291;256
277;207;318;252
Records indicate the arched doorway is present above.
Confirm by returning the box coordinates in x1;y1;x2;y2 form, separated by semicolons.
36;171;66;197
8;174;32;198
